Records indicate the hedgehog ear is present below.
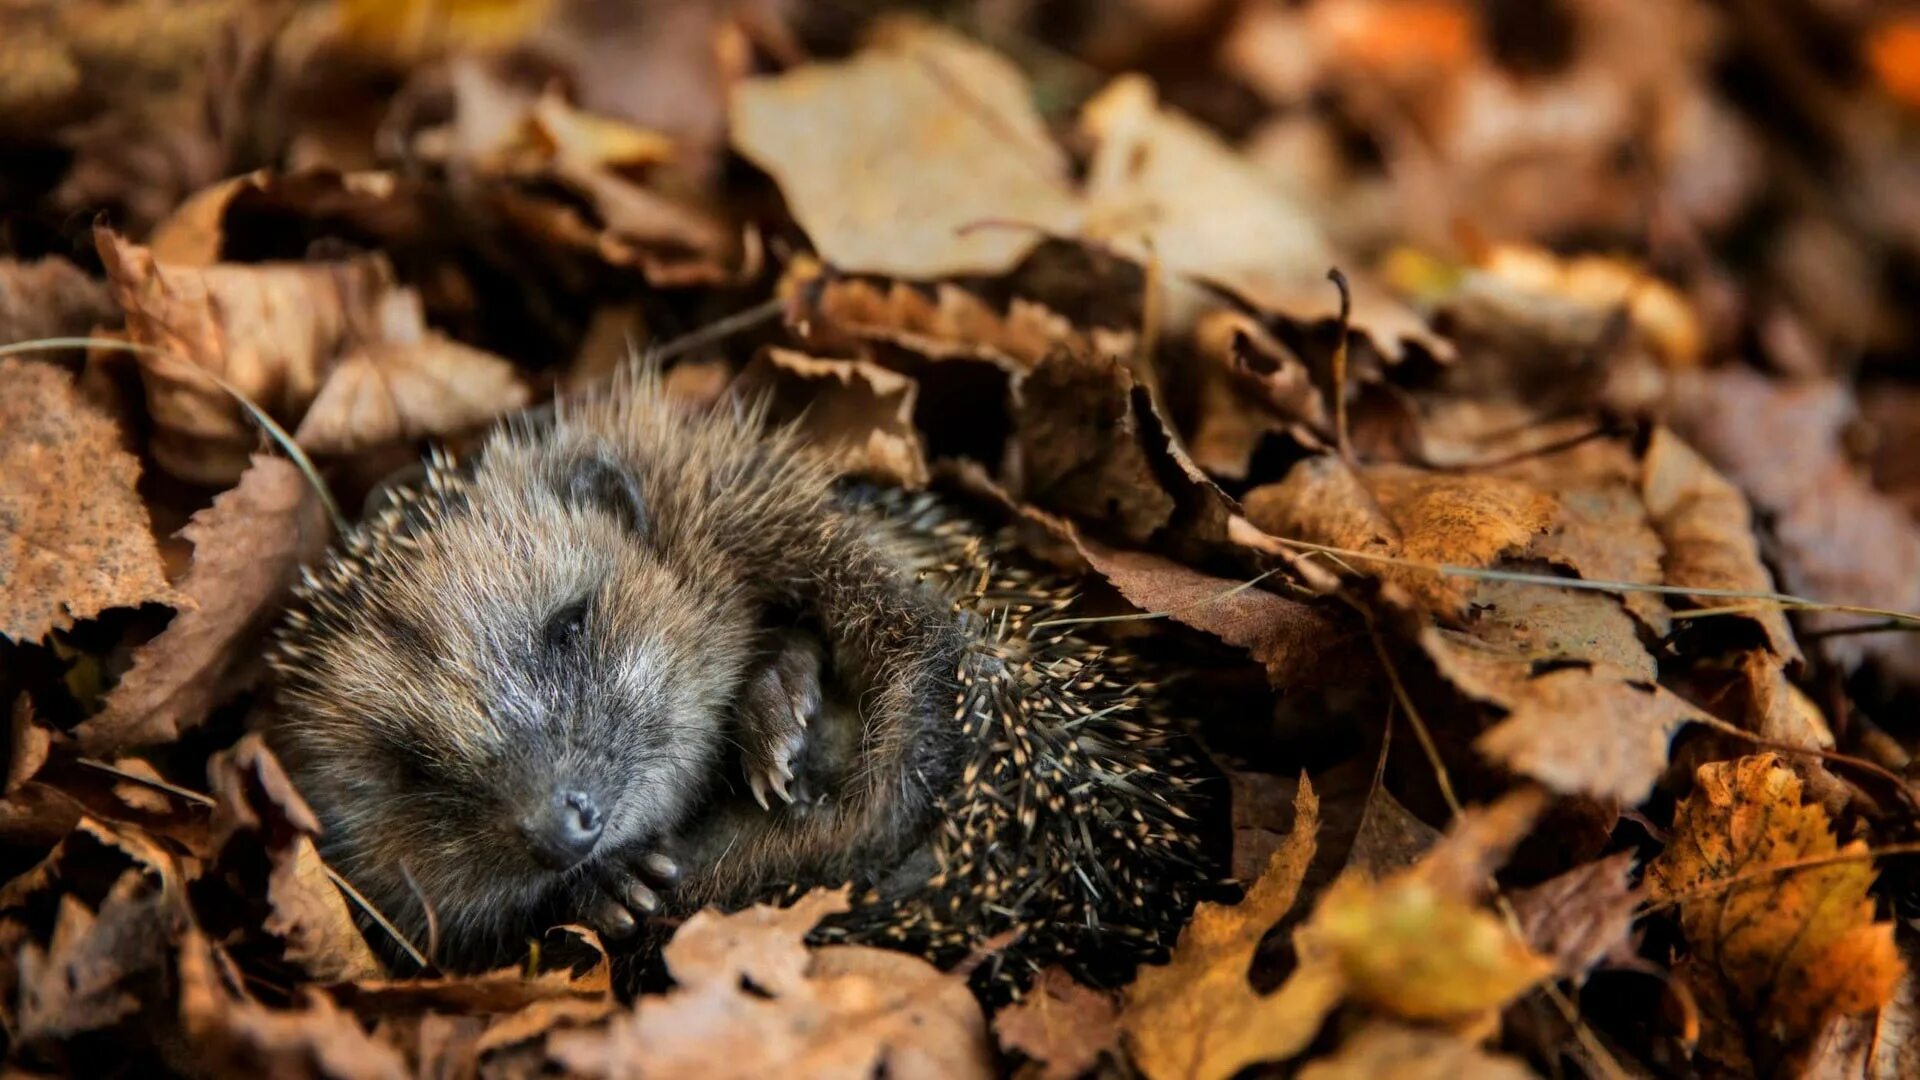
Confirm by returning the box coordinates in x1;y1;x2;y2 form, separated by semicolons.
561;454;647;534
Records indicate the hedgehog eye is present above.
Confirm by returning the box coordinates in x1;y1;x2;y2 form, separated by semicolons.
542;598;591;650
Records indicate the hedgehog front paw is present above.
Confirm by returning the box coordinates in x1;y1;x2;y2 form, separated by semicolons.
738;631;822;809
581;848;682;941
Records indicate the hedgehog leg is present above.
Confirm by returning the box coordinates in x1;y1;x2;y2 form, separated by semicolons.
735;630;823;808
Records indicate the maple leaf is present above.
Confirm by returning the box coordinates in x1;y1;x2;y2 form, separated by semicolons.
0;358;178;644
1648;754;1904;1073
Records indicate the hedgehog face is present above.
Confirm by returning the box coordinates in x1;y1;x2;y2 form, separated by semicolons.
267;445;759;966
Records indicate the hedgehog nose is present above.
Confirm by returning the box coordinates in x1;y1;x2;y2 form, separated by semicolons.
521;790;604;870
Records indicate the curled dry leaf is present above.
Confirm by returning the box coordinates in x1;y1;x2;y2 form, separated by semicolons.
1010;350;1175;543
992;967;1121;1080
74;456;331;755
207;735;384;984
731;20;1080;280
552;888;990;1080
0;256;118;343
15;873;174;1044
97;229;527;485
0;358;177;643
1295;1020;1538;1080
1648;754;1904;1072
1123;779;1330;1080
748;349;929;489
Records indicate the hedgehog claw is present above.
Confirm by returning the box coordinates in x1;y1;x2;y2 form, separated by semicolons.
749;774;772;810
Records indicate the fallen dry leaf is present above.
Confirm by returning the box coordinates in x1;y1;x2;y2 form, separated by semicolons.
1508;851;1639;981
993;967;1121;1080
1641;427;1800;664
552;888;990;1080
74;456;331;754
206;735;385;984
1123;778;1331;1080
1245;454;1557;617
1078;74;1446;360
748;349;929;489
1010;350;1176;544
1074;534;1349;689
1295;1020;1538;1080
97;229;527;485
177;927;410;1080
0;357;178;643
731;20;1080;280
1648;754;1904;1072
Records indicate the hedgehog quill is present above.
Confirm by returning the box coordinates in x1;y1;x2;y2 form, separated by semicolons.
265;370;1220;994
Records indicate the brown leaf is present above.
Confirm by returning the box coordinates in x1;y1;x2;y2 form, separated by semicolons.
1426;630;1707;804
74;456;331;754
1078;75;1446;360
1508;851;1639;981
1295;1020;1538;1080
96;229;526;485
1123;778;1334;1080
1010;350;1174;543
177;928;410;1080
747;349;930;489
782;259;1136;372
1641;426;1801;663
1648;754;1905;1072
0;257;118;343
1073;535;1348;689
0;357;177;643
293;339;530;455
731;20;1079;280
207;735;384;983
1245;455;1557;617
15;875;171;1043
993;967;1121;1080
341;925;612;1015
7;697;55;796
552;889;990;1080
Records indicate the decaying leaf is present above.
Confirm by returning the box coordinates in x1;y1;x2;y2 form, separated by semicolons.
731;20;1080;280
74;456;330;754
1648;754;1904;1071
292;338;530;455
1123;779;1331;1080
993;967;1121;1080
0;358;177;643
748;349;929;488
1011;350;1176;543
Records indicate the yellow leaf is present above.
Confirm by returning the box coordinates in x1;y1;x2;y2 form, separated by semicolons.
1123;779;1333;1080
1298;872;1552;1023
1648;754;1904;1065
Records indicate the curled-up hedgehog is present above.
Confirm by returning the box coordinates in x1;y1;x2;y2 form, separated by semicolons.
264;369;1221;994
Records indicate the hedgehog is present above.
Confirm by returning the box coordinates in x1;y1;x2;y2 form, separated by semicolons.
263;368;1220;994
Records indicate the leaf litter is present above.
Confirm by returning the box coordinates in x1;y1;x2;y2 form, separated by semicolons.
3;1;1920;1077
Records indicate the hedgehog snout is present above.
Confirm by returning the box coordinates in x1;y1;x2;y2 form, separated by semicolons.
517;787;605;870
